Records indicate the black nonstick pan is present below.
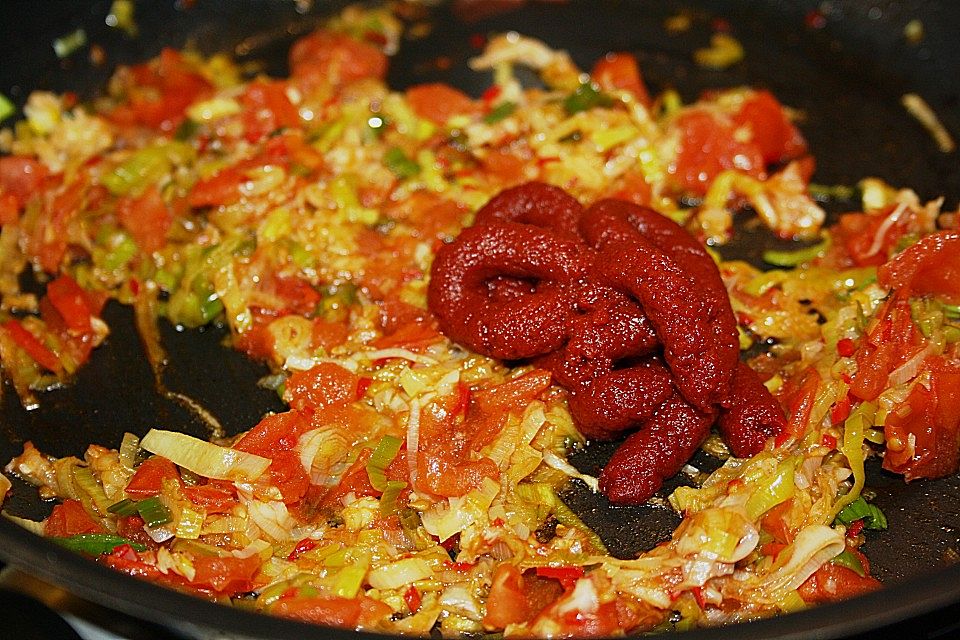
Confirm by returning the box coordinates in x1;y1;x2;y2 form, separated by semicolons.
1;1;958;638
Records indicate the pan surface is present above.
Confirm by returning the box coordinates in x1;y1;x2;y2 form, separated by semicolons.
1;0;958;638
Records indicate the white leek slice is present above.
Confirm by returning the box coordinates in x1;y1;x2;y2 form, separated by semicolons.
140;429;271;482
368;557;432;590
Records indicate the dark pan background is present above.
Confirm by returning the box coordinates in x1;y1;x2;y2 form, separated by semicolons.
0;1;958;638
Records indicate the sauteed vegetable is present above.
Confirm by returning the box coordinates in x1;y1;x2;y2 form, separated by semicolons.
1;4;958;636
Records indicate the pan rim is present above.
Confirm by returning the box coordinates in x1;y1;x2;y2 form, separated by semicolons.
2;516;958;640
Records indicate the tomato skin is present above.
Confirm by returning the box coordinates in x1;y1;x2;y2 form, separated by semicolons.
834;209;911;267
732;90;806;164
1;319;62;373
878;230;960;303
406;83;477;125
182;483;238;513
115;515;155;548
124;456;182;499
264;449;311;504
235;410;309;455
670;110;765;196
289;30;387;90
272;275;321;316
591;52;651;106
115;184;172;253
483;564;532;629
322;448;378;507
111;48;212;132
188;166;245;208
44;499;105;537
797;560;881;604
285;362;361;413
46;274;93;334
777;368;820;446
0;156;48;210
849;296;920;401
883;357;960;480
272;594;389;628
415;451;498;497
189;553;262;593
240;79;301;142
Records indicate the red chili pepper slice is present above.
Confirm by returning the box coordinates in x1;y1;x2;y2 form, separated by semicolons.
2;319;61;373
288;537;319;561
403;585;422;613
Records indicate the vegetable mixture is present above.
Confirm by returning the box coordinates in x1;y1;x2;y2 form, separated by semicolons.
1;4;958;636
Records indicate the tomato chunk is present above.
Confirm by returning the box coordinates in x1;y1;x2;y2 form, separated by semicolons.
406;83;477;125
124;456;182;499
591;52;651;106
44;499;105;537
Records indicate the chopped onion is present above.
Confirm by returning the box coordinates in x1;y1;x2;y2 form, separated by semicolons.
245;499;295;541
353;348;438;366
140;429;271;482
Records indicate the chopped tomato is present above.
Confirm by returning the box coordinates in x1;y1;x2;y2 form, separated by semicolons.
272;594;390;627
311;317;351;352
115;184;172;253
606;170;652;206
670;109;765;195
289;30;387;90
883;356;960;480
322;448;378;507
483;564;532;629
188;165;245;208
760;499;795;544
415;451;498;497
777;367;820;446
189;553;262;594
31;175;88;272
536;565;585;589
591;52;651;106
406;83;477;125
2;319;62;373
878;230;960;303
182;483;238;513
833;208;912;267
110;48;212;133
285;362;360;413
271;275;321;316
234;410;309;455
732;90;807;164
479;148;527;187
466;369;553;449
45;274;93;334
370;319;442;352
549;600;622;638
115;515;154;548
850;296;920;401
798;559;881;604
240;79;301;142
0;156;48;210
263;449;311;504
124;456;182;499
0;192;19;225
44;499;105;537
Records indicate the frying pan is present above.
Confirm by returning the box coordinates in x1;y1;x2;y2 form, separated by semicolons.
1;1;959;638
